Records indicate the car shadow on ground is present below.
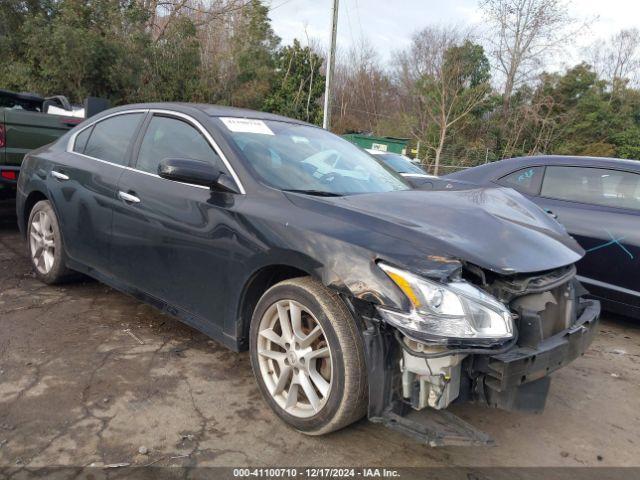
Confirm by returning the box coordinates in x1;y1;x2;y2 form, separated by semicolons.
0;200;17;230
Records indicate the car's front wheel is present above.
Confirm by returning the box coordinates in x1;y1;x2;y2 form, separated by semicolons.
249;277;367;435
27;200;72;284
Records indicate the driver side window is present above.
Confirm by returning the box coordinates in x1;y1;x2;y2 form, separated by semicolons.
136;115;222;175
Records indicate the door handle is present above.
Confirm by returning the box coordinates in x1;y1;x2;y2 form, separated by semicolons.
118;191;141;204
545;209;558;219
51;170;69;181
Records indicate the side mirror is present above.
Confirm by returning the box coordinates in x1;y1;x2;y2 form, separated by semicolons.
158;158;237;192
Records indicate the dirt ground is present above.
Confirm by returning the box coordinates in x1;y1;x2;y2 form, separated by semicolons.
1;205;639;469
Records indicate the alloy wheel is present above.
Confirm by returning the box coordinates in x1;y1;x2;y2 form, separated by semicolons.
256;299;333;418
29;210;55;274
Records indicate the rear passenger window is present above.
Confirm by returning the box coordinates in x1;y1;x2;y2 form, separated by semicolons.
84;113;144;165
497;166;544;195
73;126;92;154
136;116;221;174
541;166;640;211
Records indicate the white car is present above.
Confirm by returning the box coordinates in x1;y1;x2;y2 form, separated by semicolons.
366;149;436;181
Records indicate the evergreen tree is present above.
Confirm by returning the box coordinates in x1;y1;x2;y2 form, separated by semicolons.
229;0;280;109
263;40;325;124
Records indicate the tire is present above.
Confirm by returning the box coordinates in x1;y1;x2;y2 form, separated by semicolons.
249;277;368;435
27;200;72;284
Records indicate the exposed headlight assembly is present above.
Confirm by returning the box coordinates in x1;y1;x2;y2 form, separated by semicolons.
378;263;514;346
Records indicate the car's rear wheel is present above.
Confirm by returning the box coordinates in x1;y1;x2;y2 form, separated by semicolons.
27;200;71;284
249;277;367;435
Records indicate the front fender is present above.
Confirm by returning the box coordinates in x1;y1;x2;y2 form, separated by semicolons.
235;205;466;314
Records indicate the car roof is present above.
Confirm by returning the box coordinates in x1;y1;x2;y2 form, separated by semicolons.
504;155;640;169
103;102;313;126
446;154;640;181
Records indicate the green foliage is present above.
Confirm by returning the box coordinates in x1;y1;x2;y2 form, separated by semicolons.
410;40;492;165
3;0;639;163
444;40;491;88
0;0;150;102
499;63;640;159
612;127;640;159
263;39;325;125
141;17;202;103
0;0;326;125
229;0;280;109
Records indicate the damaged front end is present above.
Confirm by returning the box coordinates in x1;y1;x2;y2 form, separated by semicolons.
351;261;600;446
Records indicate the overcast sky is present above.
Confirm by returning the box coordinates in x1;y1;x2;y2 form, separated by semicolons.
267;0;640;67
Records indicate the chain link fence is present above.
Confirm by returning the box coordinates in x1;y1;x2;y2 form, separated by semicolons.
412;147;500;176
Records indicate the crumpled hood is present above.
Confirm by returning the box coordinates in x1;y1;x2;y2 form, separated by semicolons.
288;185;584;275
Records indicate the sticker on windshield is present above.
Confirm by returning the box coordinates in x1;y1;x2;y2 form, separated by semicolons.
220;117;274;135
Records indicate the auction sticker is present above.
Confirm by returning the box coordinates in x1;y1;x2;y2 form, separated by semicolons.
220;117;274;135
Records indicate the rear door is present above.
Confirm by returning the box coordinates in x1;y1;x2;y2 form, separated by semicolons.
50;111;146;274
535;166;640;307
110;112;244;333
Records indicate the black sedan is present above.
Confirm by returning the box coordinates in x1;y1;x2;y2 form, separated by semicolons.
447;155;640;319
16;105;599;442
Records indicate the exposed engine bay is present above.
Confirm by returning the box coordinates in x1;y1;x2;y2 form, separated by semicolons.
400;339;466;410
398;265;589;412
355;263;600;445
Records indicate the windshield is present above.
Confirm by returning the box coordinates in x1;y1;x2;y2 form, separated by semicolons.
215;118;410;195
376;153;426;175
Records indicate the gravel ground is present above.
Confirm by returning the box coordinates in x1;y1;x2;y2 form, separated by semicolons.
1;206;639;469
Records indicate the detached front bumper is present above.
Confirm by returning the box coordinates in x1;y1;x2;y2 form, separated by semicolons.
476;298;600;411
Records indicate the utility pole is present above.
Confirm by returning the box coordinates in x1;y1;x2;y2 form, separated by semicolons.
322;0;339;130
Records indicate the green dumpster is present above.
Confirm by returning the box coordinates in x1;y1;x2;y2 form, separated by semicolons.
342;134;409;155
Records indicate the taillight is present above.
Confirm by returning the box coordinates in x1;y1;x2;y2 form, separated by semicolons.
1;170;17;180
0;125;5;148
60;117;82;127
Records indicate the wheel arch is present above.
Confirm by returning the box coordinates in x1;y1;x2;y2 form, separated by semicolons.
236;264;316;351
20;190;49;237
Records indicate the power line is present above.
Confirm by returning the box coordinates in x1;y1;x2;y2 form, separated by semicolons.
353;0;365;41
334;104;395;119
344;0;357;47
267;0;296;12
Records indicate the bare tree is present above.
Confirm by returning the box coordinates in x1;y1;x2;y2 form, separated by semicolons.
331;40;396;134
139;0;253;40
479;0;578;115
586;28;640;87
394;26;491;174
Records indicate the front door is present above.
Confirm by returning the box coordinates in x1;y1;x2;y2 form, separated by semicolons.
535;165;640;308
110;113;244;334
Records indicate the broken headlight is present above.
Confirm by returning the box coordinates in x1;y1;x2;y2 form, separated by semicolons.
378;263;514;346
